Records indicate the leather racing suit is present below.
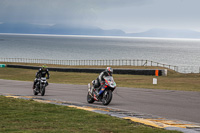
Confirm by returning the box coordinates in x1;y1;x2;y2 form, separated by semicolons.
93;70;112;95
33;68;50;89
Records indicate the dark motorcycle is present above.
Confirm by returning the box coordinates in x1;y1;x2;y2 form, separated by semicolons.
87;76;116;105
33;77;47;96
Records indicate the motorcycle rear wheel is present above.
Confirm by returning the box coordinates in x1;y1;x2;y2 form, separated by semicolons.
87;92;95;103
102;90;112;105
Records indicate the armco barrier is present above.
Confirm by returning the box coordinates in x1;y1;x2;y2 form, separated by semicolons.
6;65;167;76
0;58;178;72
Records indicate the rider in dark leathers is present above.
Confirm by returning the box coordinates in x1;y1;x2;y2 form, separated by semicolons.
92;67;113;97
32;65;50;89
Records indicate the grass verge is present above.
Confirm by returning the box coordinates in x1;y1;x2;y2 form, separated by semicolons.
0;96;181;133
0;62;200;91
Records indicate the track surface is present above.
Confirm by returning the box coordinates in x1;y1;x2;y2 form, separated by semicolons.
0;79;200;124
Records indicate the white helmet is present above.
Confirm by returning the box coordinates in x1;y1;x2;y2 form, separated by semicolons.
106;67;113;75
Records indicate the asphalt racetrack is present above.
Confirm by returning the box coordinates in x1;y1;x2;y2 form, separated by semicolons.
0;79;200;124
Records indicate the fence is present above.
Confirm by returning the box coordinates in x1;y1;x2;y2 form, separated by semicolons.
177;66;200;73
0;57;199;73
0;57;178;69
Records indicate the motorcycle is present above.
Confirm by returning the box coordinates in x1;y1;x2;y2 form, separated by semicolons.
87;76;116;105
33;77;47;96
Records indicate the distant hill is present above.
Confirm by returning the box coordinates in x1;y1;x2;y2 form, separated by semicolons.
1;23;200;38
128;28;200;39
0;23;126;36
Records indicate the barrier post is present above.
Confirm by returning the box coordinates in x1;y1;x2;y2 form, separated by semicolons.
155;70;159;76
153;69;159;85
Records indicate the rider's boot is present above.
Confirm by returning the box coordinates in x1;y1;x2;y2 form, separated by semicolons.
46;82;48;87
94;87;101;99
93;90;99;101
32;84;35;90
33;80;37;89
90;86;94;94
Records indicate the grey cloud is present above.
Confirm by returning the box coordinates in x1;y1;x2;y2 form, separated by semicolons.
0;0;150;23
96;0;200;32
0;0;200;32
0;0;97;25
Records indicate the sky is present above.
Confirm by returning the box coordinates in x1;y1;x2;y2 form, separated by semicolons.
0;0;200;33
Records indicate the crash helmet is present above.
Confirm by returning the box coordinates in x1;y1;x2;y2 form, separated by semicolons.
42;65;47;70
106;67;113;75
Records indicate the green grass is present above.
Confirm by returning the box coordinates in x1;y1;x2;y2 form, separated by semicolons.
0;63;186;132
0;96;181;133
0;64;200;91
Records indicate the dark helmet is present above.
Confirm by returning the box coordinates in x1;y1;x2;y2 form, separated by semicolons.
106;67;113;75
42;65;47;70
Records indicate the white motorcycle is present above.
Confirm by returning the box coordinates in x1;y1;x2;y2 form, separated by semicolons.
33;77;47;96
87;76;117;105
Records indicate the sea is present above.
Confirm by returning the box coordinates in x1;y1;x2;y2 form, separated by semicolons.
0;33;200;69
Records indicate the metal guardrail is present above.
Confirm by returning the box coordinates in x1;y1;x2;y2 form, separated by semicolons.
0;58;199;73
177;66;200;73
0;57;177;69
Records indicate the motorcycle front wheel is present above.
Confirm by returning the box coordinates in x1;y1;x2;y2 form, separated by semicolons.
41;86;45;96
102;90;112;105
87;92;95;103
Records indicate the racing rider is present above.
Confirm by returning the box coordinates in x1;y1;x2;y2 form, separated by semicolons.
32;65;50;89
92;67;113;98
